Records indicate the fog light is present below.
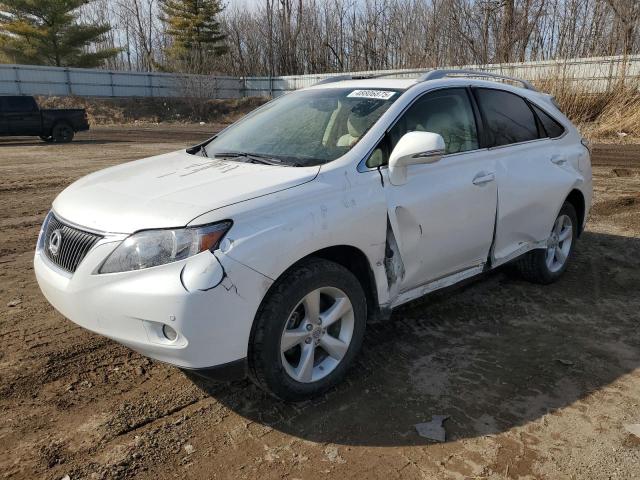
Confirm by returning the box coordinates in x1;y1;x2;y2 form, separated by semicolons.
162;324;178;342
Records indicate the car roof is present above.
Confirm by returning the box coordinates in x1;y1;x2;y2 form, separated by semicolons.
305;76;551;105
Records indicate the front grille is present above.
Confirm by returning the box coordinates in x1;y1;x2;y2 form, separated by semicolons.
42;214;103;273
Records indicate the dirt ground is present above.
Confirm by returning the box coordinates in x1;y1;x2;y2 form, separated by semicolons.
1;125;639;480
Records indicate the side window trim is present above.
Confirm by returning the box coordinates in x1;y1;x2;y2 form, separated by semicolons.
469;87;492;148
363;86;482;170
524;98;548;138
464;86;486;150
528;101;567;140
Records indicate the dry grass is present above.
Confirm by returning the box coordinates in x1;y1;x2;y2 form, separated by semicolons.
37;80;640;141
36;95;269;125
536;77;640;141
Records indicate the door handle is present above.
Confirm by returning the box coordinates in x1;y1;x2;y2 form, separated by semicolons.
472;172;495;185
551;155;567;165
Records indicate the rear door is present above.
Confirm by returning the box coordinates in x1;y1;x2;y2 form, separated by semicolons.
5;96;41;135
472;88;577;264
379;88;497;293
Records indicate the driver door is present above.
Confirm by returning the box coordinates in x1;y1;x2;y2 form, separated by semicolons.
378;88;497;293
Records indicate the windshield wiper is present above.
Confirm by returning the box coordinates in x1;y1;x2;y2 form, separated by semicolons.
212;151;287;166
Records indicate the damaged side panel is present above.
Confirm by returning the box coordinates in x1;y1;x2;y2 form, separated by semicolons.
379;151;498;307
190;166;392;306
170;252;273;365
384;218;405;300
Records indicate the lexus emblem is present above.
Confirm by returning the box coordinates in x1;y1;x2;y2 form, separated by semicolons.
48;229;62;256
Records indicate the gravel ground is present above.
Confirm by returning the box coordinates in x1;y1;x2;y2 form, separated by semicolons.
1;125;639;480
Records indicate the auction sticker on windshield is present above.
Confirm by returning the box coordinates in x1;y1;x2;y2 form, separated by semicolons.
347;90;396;100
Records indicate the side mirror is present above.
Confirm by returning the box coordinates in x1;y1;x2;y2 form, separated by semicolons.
388;131;445;185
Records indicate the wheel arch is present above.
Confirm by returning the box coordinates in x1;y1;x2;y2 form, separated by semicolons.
565;188;586;237
52;118;71;127
309;245;381;320
50;119;73;134
250;244;382;335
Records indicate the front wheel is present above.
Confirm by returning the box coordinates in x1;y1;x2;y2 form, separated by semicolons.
248;258;366;401
515;201;578;284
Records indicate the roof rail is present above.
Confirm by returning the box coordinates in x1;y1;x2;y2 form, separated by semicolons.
315;70;434;82
313;69;433;85
369;69;434;79
313;69;537;91
314;75;354;85
419;69;537;91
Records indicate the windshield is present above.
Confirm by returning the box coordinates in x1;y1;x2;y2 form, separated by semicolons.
204;88;401;166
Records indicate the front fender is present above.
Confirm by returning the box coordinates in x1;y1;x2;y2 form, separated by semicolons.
189;166;392;305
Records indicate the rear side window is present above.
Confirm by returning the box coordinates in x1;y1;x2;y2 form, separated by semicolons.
531;104;565;138
474;88;539;146
2;96;37;112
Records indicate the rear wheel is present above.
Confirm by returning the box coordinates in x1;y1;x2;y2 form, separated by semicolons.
51;123;74;143
515;202;577;284
249;258;366;401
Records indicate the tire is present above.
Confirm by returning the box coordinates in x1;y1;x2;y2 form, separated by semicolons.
51;123;74;143
248;258;367;402
39;135;54;143
515;201;578;284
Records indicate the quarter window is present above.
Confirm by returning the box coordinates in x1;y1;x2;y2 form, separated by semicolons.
474;88;539;146
531;104;565;138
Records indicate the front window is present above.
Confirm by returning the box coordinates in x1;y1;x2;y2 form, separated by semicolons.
204;88;401;167
367;88;479;167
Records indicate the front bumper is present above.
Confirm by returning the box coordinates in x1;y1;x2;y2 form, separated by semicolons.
182;358;248;382
34;239;272;369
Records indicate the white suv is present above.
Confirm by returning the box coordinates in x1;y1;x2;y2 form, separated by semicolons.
35;71;592;401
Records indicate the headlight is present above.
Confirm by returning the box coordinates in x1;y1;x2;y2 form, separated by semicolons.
99;221;231;274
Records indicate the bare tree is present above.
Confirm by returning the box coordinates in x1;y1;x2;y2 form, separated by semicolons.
81;0;640;76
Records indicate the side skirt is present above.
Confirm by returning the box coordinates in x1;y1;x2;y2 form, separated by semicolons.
490;239;548;269
389;263;486;309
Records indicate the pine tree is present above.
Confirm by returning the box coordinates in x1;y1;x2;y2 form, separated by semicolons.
160;0;227;74
0;0;119;68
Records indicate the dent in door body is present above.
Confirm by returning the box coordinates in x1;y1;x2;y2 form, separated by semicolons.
382;149;498;297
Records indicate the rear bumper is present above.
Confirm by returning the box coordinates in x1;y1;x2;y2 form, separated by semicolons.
34;242;272;369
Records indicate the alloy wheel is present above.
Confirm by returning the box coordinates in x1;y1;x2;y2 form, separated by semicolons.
280;287;354;383
545;214;573;272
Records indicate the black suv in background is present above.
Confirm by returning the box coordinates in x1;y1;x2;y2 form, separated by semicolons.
0;96;89;143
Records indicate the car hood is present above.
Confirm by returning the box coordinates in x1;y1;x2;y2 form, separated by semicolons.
53;150;320;233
